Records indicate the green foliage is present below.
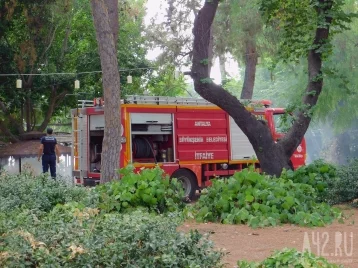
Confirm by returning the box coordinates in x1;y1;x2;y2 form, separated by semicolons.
281;160;338;203
283;159;358;205
273;112;295;133
334;158;358;205
222;78;243;97
93;165;185;214
260;0;354;62
0;207;224;267
200;78;214;84
0;0;150;136
146;65;188;97
190;168;341;228
0;173;88;214
238;248;343;268
200;58;209;65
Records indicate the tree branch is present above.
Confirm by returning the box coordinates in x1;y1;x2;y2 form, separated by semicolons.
281;0;334;156
0;120;19;143
36;88;68;132
190;0;275;153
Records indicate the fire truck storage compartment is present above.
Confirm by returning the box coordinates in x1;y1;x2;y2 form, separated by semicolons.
88;129;103;172
130;112;174;163
89;114;105;130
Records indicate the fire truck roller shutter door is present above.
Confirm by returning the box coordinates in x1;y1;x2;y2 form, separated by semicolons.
171;169;197;201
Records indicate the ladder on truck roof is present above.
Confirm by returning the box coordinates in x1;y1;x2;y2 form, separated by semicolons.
77;95;272;107
124;95;215;106
125;95;272;107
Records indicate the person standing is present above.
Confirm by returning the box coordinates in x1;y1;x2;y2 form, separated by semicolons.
38;128;60;178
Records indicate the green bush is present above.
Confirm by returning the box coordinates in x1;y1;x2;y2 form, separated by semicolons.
282;159;358;205
333;158;358;205
0;205;224;267
0;173;89;214
237;248;343;267
190;168;341;228
281;160;338;203
92;165;185;214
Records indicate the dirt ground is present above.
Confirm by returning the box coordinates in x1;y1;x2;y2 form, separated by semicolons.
178;206;358;268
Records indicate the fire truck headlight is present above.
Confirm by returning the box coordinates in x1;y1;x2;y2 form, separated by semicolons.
221;163;228;170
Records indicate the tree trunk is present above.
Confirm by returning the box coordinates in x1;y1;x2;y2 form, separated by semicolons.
105;0;119;49
0;121;19;143
190;0;333;176
36;88;68;132
25;95;31;132
281;0;334;158
240;38;257;99
91;0;121;182
218;53;227;85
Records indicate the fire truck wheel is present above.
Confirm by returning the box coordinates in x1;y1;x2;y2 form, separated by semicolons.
171;169;197;201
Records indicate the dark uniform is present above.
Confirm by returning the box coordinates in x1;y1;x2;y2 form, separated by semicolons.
40;136;57;178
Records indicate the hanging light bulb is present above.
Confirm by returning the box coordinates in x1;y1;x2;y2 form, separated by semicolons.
127;75;132;84
74;79;80;89
16;79;22;88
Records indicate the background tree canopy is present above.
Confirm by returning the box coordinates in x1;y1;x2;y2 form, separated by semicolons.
0;0;357;165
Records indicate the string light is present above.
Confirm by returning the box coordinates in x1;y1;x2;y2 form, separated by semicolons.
74;79;80;89
2;67;179;91
16;79;22;88
0;67;157;77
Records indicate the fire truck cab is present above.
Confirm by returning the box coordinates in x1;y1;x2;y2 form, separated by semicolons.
71;95;306;199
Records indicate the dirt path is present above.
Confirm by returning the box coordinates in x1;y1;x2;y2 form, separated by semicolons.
178;206;358;268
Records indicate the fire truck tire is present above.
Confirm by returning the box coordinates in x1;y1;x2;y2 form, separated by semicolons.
171;169;197;201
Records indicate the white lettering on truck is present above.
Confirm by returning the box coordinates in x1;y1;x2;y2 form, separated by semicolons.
179;136;227;143
206;136;227;143
195;152;214;160
194;121;211;127
179;136;204;143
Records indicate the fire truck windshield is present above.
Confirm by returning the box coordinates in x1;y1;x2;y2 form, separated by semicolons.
273;113;294;133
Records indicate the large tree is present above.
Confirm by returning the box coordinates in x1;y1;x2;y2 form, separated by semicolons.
0;0;150;142
0;0;71;141
189;0;353;176
91;0;121;182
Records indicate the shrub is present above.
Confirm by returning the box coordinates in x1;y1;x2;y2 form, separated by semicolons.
281;160;338;203
333;158;358;205
282;159;358;205
0;173;89;214
0;205;224;267
190;168;341;228
237;248;343;267
92;165;185;214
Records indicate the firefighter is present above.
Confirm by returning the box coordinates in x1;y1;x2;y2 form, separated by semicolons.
37;128;60;178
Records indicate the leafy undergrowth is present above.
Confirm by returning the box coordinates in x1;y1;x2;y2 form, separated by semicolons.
0;206;224;267
92;165;185;214
282;159;358;205
0;165;347;267
190;168;342;228
237;248;343;268
281;160;338;204
0;169;223;267
0;172;89;214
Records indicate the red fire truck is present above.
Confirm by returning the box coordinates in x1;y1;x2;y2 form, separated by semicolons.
71;95;306;199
